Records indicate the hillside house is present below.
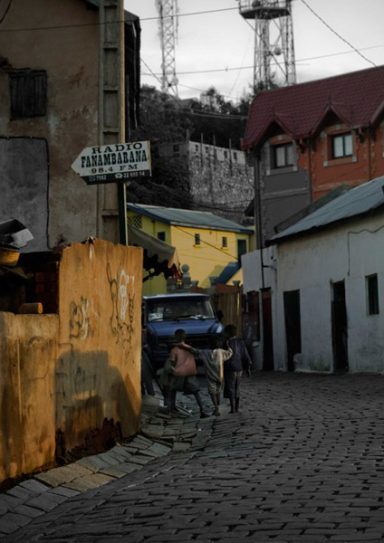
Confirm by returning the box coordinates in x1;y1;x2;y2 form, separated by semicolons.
242;66;384;244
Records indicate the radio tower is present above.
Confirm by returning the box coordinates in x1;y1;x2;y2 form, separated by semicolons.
238;0;296;92
156;0;179;96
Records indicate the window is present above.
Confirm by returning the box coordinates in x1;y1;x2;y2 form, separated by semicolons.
366;274;379;315
222;236;228;248
128;214;142;229
271;143;294;169
194;233;201;246
10;69;47;119
157;232;166;242
332;133;353;159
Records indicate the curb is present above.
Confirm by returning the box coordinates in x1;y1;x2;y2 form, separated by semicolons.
0;390;214;538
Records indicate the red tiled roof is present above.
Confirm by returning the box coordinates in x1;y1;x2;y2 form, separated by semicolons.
242;66;384;150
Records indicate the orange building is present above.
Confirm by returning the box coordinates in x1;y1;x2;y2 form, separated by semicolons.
243;66;384;244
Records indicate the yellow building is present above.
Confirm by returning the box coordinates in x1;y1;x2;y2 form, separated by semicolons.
128;203;254;295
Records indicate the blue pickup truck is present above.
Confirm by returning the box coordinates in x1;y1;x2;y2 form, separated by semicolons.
143;292;224;370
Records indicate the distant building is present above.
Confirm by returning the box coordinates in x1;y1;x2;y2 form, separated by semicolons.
243;66;384;244
155;141;254;224
127;203;254;295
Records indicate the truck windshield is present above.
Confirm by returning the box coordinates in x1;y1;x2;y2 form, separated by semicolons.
147;298;215;322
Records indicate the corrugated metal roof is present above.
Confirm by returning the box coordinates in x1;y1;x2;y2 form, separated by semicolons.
270;176;384;244
127;203;253;234
243;65;384;150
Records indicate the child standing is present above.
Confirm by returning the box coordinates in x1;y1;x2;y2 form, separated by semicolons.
180;336;232;416
167;329;210;418
223;324;252;414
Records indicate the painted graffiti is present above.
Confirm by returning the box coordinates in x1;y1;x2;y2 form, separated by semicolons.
107;264;135;347
69;296;90;339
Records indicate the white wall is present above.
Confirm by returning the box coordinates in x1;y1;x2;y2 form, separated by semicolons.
243;213;384;373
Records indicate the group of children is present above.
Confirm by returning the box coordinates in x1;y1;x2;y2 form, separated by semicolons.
158;325;252;418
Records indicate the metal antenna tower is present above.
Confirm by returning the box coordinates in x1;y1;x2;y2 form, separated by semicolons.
238;0;296;91
156;0;179;95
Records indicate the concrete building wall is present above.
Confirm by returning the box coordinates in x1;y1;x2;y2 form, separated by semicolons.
0;138;49;251
0;0;99;249
189;142;254;224
243;213;384;373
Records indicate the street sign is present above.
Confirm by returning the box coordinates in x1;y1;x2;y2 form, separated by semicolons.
71;141;151;185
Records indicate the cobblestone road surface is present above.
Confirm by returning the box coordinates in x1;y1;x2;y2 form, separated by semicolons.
3;372;384;542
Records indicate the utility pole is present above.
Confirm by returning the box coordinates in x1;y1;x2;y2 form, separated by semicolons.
156;0;179;95
98;0;127;244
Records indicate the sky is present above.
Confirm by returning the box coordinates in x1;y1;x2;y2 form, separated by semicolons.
124;0;384;103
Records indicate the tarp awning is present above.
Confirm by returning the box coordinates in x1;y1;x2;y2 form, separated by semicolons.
128;225;181;280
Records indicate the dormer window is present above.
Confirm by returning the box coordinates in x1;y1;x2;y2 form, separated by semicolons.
332;133;352;159
271;142;294;169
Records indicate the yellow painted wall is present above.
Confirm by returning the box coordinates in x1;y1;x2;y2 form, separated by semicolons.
127;211;251;293
170;225;249;288
0;240;143;483
0;312;58;482
57;240;143;450
128;213;171;295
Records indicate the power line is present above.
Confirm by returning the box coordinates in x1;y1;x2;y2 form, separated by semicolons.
140;6;238;22
299;0;376;68
0;6;238;33
142;43;384;79
173;225;245;261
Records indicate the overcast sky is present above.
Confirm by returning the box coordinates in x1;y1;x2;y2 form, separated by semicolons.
125;0;384;103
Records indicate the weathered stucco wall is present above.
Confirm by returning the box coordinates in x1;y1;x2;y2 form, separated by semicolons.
57;240;143;450
0;240;143;483
244;213;384;374
0;312;58;482
0;0;99;249
0;138;49;251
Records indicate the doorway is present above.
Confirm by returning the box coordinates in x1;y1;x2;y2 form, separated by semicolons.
331;281;349;372
261;288;274;370
283;289;301;371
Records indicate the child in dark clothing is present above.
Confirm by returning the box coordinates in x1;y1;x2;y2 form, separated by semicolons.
182;336;232;416
223;324;252;414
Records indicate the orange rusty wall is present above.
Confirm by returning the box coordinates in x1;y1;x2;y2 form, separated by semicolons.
0;312;58;482
56;239;143;451
297;127;372;201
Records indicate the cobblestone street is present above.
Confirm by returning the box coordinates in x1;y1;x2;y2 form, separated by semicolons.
2;372;384;542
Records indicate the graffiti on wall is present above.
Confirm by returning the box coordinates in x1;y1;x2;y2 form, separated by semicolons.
69;296;90;339
107;264;135;347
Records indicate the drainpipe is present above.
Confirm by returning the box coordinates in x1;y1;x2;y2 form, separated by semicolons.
253;150;265;290
367;129;372;181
